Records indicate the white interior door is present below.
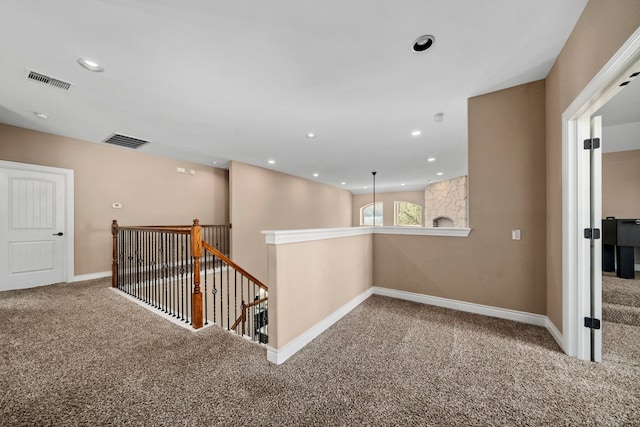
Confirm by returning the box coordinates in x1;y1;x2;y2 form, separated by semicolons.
589;115;603;362
0;166;67;290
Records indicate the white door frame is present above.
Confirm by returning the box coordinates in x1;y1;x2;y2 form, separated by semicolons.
562;27;640;360
0;160;74;284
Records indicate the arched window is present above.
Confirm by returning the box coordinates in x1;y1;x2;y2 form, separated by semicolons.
394;201;423;227
360;202;383;226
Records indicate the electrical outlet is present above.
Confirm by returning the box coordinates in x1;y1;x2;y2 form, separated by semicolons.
177;167;186;173
112;203;122;209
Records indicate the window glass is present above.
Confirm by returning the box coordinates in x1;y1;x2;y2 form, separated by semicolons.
394;201;423;227
360;202;383;226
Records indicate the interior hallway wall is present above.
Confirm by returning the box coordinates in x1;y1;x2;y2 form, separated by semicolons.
602;149;640;219
229;161;352;283
0;124;228;276
602;149;640;262
374;80;547;314
545;0;640;331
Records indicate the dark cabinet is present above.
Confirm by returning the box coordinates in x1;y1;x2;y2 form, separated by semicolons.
602;218;640;279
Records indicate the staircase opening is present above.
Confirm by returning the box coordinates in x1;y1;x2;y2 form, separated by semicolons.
110;219;267;344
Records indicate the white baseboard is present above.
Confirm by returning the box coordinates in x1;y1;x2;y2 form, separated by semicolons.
109;288;217;332
267;287;374;365
372;286;547;327
72;271;111;282
545;317;564;351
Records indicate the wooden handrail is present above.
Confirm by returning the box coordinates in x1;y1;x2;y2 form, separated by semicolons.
230;297;268;331
115;225;191;233
202;241;268;291
246;296;268;308
230;311;245;331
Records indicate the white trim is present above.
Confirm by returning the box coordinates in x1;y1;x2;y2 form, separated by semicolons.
562;27;640;362
266;287;374;365
263;227;372;245
73;271;111;282
109;287;217;332
373;226;471;237
263;226;471;245
0;160;75;285
545;317;564;352
372;286;547;327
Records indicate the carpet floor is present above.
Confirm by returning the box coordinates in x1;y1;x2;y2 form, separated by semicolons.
603;271;640;326
1;278;639;426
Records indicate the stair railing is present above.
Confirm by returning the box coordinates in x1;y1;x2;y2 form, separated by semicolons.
111;219;268;343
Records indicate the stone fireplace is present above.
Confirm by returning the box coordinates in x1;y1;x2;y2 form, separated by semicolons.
424;176;468;228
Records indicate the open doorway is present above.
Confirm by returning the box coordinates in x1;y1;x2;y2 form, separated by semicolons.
563;28;640;362
594;72;640;358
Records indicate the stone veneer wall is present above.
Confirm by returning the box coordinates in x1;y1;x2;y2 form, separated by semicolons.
424;176;468;228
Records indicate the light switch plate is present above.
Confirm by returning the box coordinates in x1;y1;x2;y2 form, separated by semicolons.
512;229;521;240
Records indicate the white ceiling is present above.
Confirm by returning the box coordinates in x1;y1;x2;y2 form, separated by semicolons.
0;0;588;194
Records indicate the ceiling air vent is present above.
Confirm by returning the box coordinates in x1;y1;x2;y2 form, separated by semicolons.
27;70;72;91
103;133;150;149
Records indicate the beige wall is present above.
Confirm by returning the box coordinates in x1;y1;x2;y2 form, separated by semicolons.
267;234;372;349
545;1;640;330
602;149;640;218
230;161;352;283
0;124;228;276
374;81;547;314
352;190;424;227
603;149;640;262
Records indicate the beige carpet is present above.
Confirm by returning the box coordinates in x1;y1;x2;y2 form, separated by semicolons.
1;278;639;426
603;271;640;326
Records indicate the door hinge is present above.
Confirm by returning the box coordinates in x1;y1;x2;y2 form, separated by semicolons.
584;317;601;330
584;228;600;239
584;137;600;149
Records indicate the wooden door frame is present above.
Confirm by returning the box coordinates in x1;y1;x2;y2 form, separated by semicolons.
562;27;640;361
0;160;74;284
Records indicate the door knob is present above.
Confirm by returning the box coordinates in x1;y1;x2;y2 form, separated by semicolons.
52;232;64;236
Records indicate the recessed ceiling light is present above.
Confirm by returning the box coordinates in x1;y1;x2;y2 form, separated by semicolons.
427;157;436;162
77;58;105;72
401;183;406;186
313;173;319;177
306;132;316;138
434;113;444;122
34;112;49;119
428;180;433;183
211;161;219;165
268;159;275;164
411;130;421;137
341;182;346;185
437;172;443;176
412;35;435;52
363;186;368;189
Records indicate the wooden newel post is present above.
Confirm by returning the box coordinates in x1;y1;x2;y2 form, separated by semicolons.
191;219;204;329
111;220;118;288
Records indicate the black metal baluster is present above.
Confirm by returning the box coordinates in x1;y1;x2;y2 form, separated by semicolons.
188;232;193;326
236;275;245;332
127;230;132;295
234;270;237;333
220;259;224;328
212;255;217;326
203;238;208;326
163;232;169;313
